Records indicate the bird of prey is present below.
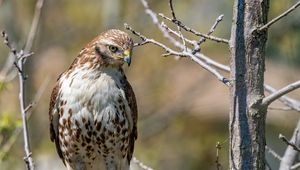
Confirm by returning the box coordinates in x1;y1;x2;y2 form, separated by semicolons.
49;29;137;170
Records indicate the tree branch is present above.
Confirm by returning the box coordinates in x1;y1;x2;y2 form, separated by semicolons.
279;133;300;152
279;120;300;170
168;0;186;52
291;162;300;170
193;14;224;53
24;0;45;54
133;0;300;112
0;0;44;82
215;141;224;170
268;106;292;111
158;13;229;44
262;80;300;107
265;145;282;161
0;77;49;162
259;1;300;31
124;23;231;86
1;31;35;170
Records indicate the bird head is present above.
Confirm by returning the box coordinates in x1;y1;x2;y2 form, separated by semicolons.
93;29;133;67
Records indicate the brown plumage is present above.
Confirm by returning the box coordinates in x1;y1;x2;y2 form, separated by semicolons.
49;29;137;170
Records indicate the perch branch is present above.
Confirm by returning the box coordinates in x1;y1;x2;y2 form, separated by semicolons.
259;1;300;31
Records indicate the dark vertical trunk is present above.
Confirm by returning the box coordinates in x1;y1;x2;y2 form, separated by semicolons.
229;0;269;169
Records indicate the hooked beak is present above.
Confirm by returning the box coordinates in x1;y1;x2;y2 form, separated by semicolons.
123;50;131;66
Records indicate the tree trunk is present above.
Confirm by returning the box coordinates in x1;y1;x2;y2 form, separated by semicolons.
229;0;269;169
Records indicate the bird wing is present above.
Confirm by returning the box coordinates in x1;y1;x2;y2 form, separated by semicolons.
122;74;138;163
49;77;65;164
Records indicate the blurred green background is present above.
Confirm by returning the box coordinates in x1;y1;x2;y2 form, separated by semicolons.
0;0;299;169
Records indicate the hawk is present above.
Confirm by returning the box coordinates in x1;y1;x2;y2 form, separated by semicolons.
49;29;137;170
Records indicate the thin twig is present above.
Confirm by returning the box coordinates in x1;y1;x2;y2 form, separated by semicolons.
268;106;293;111
0;0;44;82
132;157;154;170
262;80;300;107
259;1;300;31
265;145;282;161
24;0;44;53
215;142;222;170
279;120;300;170
291;162;300;170
161;22;197;46
168;0;186;52
2;31;35;170
0;77;49;162
279;134;300;152
158;13;229;44
136;0;300;111
265;85;300;112
193;14;224;54
124;23;231;86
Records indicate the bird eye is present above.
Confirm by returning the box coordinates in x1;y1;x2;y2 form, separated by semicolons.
109;45;118;53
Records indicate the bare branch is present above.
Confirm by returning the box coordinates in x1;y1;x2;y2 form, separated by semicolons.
215;142;223;170
265;145;282;161
262;80;300;107
268;106;293;111
158;13;229;44
193;14;224;53
291;162;300;170
1;31;35;170
0;0;44;82
264;85;300;112
1;31;17;55
168;0;186;52
161;22;197;46
259;1;300;31
136;0;300;111
0;77;49;162
24;0;44;53
125;23;231;86
279;134;300;152
132;157;154;170
279;120;300;170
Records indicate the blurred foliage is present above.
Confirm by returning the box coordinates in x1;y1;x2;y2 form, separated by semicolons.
0;0;299;169
0;81;7;92
266;0;300;67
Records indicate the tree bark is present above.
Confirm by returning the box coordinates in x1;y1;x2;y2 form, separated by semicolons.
229;0;269;169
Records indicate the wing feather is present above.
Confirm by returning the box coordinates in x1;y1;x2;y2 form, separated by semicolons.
49;78;65;164
121;72;138;163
